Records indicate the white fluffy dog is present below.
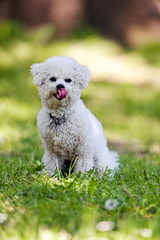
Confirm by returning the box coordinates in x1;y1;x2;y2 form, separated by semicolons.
31;56;119;176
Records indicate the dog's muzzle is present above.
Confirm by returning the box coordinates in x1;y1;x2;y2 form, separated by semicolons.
55;84;67;100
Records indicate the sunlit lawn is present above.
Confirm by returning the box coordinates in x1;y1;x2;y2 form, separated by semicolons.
0;21;160;239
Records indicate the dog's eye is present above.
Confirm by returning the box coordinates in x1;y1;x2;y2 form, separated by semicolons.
65;78;72;83
50;77;56;82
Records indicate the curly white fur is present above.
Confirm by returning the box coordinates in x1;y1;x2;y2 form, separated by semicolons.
31;56;119;176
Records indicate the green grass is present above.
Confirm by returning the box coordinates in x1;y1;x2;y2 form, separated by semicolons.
0;21;160;239
1;153;160;239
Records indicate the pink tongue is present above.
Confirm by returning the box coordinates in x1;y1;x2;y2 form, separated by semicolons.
56;88;67;100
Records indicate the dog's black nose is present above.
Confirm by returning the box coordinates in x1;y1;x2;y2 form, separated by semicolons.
56;84;65;90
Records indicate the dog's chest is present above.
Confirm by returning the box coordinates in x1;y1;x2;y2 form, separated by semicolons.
42;119;79;157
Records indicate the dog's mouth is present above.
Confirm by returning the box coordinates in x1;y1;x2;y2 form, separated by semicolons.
55;88;67;100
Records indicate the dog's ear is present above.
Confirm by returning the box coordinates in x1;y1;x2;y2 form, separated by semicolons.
78;65;90;89
30;63;42;86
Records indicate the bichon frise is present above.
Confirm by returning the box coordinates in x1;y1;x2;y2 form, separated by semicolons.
31;56;119;176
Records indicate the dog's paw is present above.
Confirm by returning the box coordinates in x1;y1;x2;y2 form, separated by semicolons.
38;168;55;177
74;162;94;174
38;168;47;175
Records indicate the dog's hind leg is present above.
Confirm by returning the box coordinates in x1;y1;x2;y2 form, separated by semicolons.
94;148;119;176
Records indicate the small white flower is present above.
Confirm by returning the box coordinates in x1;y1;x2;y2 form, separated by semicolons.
96;221;115;232
104;199;119;210
0;213;8;224
139;228;152;238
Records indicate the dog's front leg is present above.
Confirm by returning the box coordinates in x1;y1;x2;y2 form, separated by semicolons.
74;150;94;174
42;150;63;176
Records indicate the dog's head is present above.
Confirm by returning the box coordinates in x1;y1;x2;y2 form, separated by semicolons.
31;56;90;110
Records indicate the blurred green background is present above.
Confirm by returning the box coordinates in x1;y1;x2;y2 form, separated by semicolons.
0;17;160;155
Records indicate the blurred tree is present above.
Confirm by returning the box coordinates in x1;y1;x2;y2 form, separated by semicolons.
0;0;84;36
85;0;160;45
0;0;160;45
